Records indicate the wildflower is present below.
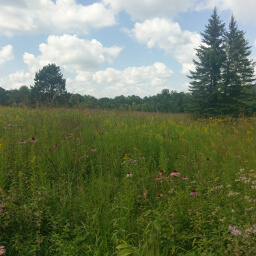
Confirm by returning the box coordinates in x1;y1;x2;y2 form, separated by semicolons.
0;246;5;255
126;172;133;178
226;184;231;187
215;185;223;190
76;137;83;141
206;157;211;161
66;135;72;139
251;185;256;189
28;136;38;143
228;191;240;196
190;189;198;196
228;226;242;236
123;154;129;160
91;149;97;152
156;193;163;198
53;143;60;147
182;176;188;180
159;169;166;176
19;140;26;144
170;169;180;177
48;148;53;152
155;176;163;181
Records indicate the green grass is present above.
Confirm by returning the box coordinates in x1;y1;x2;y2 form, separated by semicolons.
0;107;256;255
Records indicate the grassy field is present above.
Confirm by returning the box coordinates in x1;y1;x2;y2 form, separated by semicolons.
0;107;256;255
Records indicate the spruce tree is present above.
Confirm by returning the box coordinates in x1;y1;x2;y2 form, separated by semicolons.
188;8;226;116
221;15;255;116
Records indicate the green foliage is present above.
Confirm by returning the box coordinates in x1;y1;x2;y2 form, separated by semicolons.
30;63;67;106
0;108;256;255
189;8;255;117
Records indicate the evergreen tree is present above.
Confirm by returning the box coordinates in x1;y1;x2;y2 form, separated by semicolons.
221;15;255;115
30;63;66;106
188;8;226;116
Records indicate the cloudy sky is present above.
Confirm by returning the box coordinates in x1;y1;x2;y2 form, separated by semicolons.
0;0;255;98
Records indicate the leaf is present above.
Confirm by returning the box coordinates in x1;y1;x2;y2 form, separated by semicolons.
117;248;133;256
116;243;129;249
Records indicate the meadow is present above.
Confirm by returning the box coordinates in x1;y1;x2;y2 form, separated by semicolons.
0;107;256;255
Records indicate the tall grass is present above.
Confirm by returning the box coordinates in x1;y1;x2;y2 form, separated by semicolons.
0;107;256;255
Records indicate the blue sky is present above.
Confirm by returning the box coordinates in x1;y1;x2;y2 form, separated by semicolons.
0;0;255;98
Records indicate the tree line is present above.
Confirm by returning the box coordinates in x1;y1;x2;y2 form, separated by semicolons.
0;8;255;116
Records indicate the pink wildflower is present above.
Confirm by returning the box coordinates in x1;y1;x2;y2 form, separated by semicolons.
91;149;97;152
206;157;211;161
182;176;188;180
0;246;5;255
229;226;242;236
28;136;38;143
159;169;166;176
155;176;163;181
156;193;163;198
190;189;198;196
66;135;72;139
53;143;60;147
126;172;133;178
171;169;180;177
19;140;26;144
76;137;83;141
48;148;53;152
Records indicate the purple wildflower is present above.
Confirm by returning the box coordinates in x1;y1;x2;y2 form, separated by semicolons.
155;176;163;181
19;140;26;144
91;149;97;152
0;246;5;255
76;137;83;141
229;225;242;236
190;189;198;196
28;136;38;143
182;176;188;180
126;172;133;178
66;135;72;139
159;169;166;176
171;169;180;177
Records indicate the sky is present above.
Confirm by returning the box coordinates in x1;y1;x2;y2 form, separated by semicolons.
0;0;256;98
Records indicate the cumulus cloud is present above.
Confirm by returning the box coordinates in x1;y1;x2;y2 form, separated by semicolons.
0;70;33;90
128;18;201;74
0;0;116;36
23;34;123;73
103;0;197;20
196;0;256;24
70;62;173;97
0;45;14;65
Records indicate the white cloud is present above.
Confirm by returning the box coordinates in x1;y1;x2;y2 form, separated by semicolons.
196;0;256;24
23;34;123;73
1;62;174;97
0;45;14;65
103;0;197;20
0;70;33;90
70;62;173;97
128;18;201;74
0;0;116;36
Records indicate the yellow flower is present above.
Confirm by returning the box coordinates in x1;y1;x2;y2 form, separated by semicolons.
123;154;129;160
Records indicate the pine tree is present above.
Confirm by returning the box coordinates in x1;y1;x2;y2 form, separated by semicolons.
188;8;226;116
221;15;255;116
